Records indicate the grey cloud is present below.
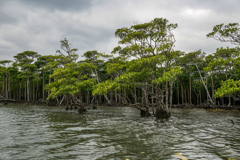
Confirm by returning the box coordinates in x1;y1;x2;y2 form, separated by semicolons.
19;0;93;12
0;11;17;25
184;0;239;15
0;0;240;61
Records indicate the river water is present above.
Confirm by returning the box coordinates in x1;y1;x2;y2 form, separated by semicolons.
0;104;239;160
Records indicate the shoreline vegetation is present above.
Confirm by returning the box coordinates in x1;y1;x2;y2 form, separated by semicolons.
0;18;240;118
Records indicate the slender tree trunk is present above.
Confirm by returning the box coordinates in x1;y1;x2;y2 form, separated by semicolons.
189;66;192;104
48;77;51;98
228;95;231;106
19;82;21;101
115;90;118;103
43;70;45;100
27;74;30;102
177;80;179;105
86;92;89;104
91;95;96;104
200;89;201;105
211;76;215;104
155;84;159;106
1;79;4;96
5;76;8;99
139;85;150;117
33;79;35;102
25;80;27;101
134;87;137;104
161;83;164;104
165;81;168;109
227;74;231;106
110;91;113;103
8;74;11;99
143;86;149;107
152;84;154;105
184;87;187;104
98;95;102;104
104;94;110;104
169;82;173;108
195;64;214;104
181;83;184;104
141;87;144;105
36;78;38;101
119;89;122;104
124;87;127;103
58;95;65;106
137;88;140;104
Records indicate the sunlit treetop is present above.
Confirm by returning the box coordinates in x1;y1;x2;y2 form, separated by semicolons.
113;18;178;59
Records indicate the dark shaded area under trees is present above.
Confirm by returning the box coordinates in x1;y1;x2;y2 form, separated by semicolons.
1;18;240;118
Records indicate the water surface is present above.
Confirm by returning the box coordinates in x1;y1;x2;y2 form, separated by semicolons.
0;104;239;160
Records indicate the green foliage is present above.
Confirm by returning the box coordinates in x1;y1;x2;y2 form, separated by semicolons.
56;38;78;63
153;66;182;84
46;62;96;99
214;79;240;98
0;60;12;66
92;80;120;96
2;20;240;107
13;51;39;72
113;18;178;58
207;23;240;45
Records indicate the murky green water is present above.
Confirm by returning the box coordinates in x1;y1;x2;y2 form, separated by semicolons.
0;104;239;160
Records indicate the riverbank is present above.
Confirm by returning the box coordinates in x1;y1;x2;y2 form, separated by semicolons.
172;104;240;111
1;99;240;111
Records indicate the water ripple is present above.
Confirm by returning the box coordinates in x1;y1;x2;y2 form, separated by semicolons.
0;105;239;159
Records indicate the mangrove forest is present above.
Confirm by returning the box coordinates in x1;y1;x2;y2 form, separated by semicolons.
1;18;240;118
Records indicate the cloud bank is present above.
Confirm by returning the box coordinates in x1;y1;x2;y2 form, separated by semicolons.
0;0;239;60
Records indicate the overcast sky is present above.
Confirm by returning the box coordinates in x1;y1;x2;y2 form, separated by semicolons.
0;0;239;61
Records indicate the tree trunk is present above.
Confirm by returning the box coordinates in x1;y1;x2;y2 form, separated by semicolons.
42;70;45;100
48;77;51;98
110;91;113;104
1;79;4;96
141;88;144;105
104;94;111;104
161;83;164;104
32;80;34;102
189;66;192;104
8;74;11;99
177;80;179;105
200;89;201;105
152;84;154;105
27;74;30;102
115;90;118;103
228;95;231;106
195;64;214;104
165;81;168;109
36;78;39;101
155;107;171;119
169;82;173;108
181;83;184;104
5;76;8;99
140;85;151;117
211;76;215;104
19;82;21;101
25;80;27;101
86;92;89;104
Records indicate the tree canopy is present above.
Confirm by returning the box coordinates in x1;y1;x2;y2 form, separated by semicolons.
1;18;240;118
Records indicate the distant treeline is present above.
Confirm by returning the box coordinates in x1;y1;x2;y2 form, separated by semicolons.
0;18;239;118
